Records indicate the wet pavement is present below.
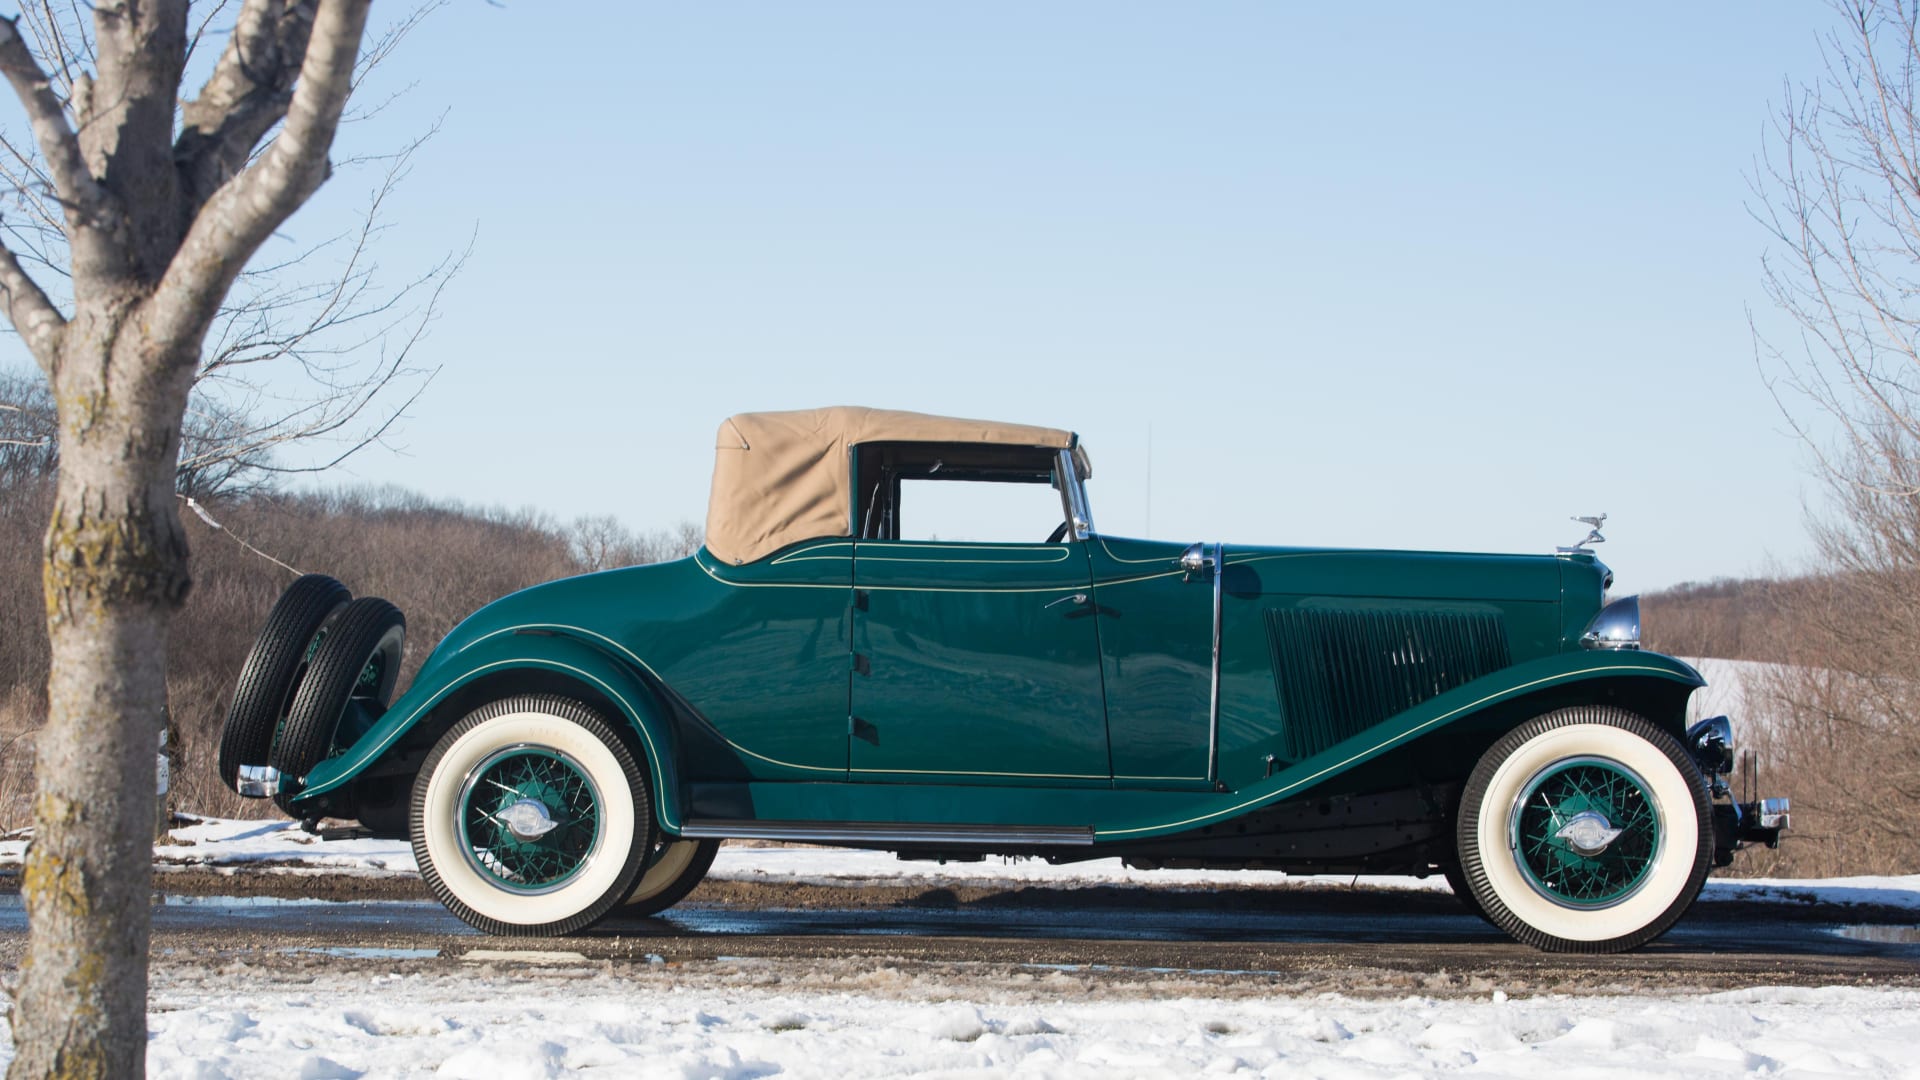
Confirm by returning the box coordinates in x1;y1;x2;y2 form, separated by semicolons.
2;887;1916;998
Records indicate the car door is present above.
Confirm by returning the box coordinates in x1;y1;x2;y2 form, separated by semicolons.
848;443;1111;787
1087;536;1217;790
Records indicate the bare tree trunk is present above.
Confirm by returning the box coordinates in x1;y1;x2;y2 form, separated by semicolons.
0;3;374;1073
12;329;195;1077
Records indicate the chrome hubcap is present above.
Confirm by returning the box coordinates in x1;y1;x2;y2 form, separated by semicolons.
498;797;560;840
1553;810;1625;856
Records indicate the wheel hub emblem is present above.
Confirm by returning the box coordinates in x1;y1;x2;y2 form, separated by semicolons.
498;797;559;840
1554;810;1625;856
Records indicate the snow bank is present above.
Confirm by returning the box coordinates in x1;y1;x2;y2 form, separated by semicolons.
26;975;1920;1078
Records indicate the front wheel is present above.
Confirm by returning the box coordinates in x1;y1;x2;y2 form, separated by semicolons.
411;695;652;935
1457;706;1712;953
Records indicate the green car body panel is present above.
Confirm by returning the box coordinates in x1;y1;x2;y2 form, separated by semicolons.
293;524;1704;852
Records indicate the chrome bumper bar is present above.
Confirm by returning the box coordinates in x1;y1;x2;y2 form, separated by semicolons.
234;764;282;798
1688;715;1789;864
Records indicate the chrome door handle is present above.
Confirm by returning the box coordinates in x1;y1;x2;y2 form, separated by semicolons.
1044;593;1089;609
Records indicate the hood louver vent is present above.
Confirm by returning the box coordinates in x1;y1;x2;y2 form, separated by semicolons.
1266;607;1511;762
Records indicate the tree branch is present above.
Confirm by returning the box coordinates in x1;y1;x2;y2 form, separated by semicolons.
151;0;369;352
175;0;318;210
0;14;104;218
0;232;65;371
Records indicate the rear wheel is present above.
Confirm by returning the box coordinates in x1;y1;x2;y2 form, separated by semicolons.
1457;706;1712;953
620;838;720;916
411;695;651;935
217;574;350;794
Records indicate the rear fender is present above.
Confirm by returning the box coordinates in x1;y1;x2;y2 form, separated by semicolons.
293;628;686;833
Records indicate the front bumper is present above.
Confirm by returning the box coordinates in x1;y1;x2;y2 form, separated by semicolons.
1687;715;1790;867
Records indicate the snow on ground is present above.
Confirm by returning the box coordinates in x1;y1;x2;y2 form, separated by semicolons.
26;970;1920;1078
5;815;1918;910
5;818;1920;1076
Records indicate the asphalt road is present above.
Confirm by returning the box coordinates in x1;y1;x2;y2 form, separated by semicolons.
2;885;1915;999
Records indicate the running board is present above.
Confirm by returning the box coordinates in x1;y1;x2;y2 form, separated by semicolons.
678;819;1096;847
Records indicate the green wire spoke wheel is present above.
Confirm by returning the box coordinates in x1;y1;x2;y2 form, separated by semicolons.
1510;757;1660;908
458;746;603;893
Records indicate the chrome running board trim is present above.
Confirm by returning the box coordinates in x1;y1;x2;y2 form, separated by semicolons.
678;819;1096;846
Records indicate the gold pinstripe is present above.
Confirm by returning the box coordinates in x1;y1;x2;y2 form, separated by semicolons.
302;656;681;831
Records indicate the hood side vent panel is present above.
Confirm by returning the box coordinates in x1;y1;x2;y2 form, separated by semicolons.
1266;607;1511;762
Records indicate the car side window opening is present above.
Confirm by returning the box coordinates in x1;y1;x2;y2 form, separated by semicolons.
854;443;1075;543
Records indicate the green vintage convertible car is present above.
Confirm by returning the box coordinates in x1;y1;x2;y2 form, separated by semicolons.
218;406;1786;952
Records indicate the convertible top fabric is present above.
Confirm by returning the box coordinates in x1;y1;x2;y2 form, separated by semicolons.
705;406;1075;565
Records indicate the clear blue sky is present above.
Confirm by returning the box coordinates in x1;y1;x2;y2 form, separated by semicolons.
6;4;1848;591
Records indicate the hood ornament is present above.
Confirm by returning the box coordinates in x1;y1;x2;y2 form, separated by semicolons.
1557;514;1607;554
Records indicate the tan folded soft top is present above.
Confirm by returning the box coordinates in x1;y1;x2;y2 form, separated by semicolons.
706;406;1076;565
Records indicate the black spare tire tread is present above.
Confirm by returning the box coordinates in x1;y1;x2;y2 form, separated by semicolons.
271;596;405;809
217;574;351;793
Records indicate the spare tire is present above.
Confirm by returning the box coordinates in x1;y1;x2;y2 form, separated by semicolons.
270;596;405;812
217;574;351;794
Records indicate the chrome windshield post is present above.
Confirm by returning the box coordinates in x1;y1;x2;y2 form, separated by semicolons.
1055;447;1096;540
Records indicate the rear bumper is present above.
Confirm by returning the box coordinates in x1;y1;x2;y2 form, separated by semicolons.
1687;715;1790;867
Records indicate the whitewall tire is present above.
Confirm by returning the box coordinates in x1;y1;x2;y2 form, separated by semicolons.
1457;705;1712;953
411;695;652;936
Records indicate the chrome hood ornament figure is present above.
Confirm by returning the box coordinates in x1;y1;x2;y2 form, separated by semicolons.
1557;514;1607;554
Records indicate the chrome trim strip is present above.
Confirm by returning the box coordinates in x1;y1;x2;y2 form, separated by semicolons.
679;820;1096;846
1207;541;1224;786
1056;448;1095;540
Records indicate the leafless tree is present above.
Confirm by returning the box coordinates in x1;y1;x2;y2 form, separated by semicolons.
568;514;706;572
0;3;385;1073
5;365;295;498
1750;0;1920;876
1;9;452;505
1755;0;1920;495
0;366;55;487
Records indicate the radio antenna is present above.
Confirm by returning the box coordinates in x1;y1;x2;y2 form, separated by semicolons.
1145;423;1153;538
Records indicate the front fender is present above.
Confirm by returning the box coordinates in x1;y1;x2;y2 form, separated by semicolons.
294;628;686;833
1097;650;1705;841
